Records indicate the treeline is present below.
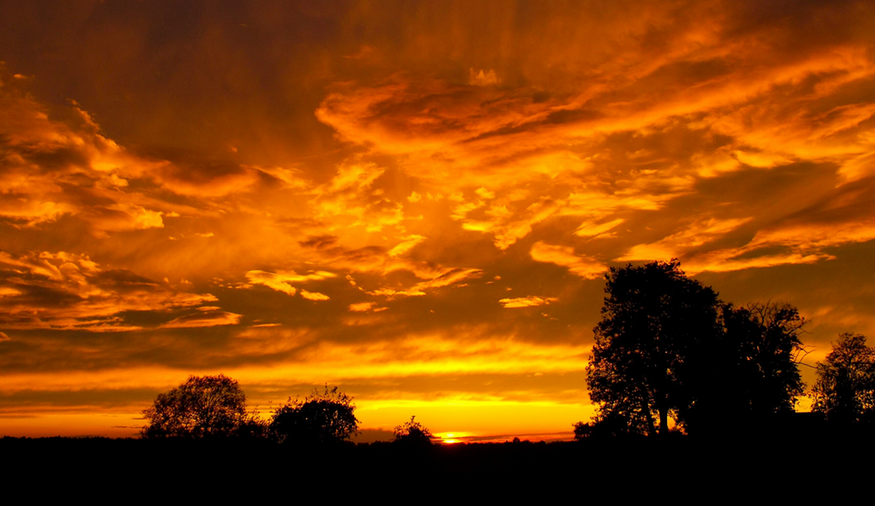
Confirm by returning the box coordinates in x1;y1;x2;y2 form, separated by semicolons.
139;375;433;446
576;260;875;438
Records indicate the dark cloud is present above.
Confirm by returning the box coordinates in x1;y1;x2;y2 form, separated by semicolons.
299;234;339;249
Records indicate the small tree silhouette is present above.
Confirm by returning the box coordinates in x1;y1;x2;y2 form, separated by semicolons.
393;416;433;445
811;333;875;424
270;385;359;444
141;374;261;439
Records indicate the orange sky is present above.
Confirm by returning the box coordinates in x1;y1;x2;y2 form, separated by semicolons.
2;0;875;440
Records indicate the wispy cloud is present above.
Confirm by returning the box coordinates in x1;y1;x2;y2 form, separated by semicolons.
499;296;558;309
0;251;221;332
530;242;607;279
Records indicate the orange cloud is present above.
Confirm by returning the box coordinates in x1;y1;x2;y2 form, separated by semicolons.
244;269;337;296
387;235;427;257
410;268;483;292
160;307;243;329
499;296;558;309
0;69;265;239
529;241;607;279
0;251;221;331
619;217;752;262
300;290;330;301
348;302;376;312
575;218;625;238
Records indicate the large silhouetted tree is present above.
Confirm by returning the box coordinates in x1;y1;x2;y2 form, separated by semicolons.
586;260;721;436
270;385;359;444
811;333;875;424
142;374;260;439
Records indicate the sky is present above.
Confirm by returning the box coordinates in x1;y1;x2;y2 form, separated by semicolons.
2;0;875;441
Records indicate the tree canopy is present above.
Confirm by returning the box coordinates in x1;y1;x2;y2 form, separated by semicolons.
724;303;806;415
393;416;433;445
585;260;808;436
811;333;875;424
269;385;359;444
142;374;259;439
679;302;807;433
586;260;721;436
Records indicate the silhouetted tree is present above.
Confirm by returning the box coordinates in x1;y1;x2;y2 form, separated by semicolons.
573;411;638;439
811;333;875;424
725;303;807;415
142;374;261;439
679;302;807;433
393;416;433;445
586;260;721;436
270;385;359;444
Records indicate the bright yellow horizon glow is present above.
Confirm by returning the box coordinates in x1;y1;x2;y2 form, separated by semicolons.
0;398;595;441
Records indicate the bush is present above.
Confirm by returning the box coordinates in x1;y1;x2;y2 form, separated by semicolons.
270;385;359;444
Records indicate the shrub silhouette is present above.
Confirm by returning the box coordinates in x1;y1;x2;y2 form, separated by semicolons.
393;416;433;445
270;385;359;444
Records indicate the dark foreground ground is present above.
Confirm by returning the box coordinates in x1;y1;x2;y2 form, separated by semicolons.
4;432;872;500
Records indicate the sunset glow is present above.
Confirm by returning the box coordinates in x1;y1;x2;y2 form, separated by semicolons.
2;0;875;440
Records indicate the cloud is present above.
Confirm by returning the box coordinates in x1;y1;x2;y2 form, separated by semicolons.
160;308;243;329
684;251;830;275
0;88;169;234
529;242;607;279
300;290;330;301
309;161;404;233
150;158;263;198
641;174;875;274
499;296;558;309
296;237;485;298
575;218;625;238
0;251;221;332
387;235;426;257
348;302;376;312
619;217;752;262
410;268;483;293
244;269;337;296
0;67;280;240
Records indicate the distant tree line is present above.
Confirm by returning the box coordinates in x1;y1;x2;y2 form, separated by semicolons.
576;260;875;438
141;375;436;446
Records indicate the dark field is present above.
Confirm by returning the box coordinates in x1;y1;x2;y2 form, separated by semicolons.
5;432;872;500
